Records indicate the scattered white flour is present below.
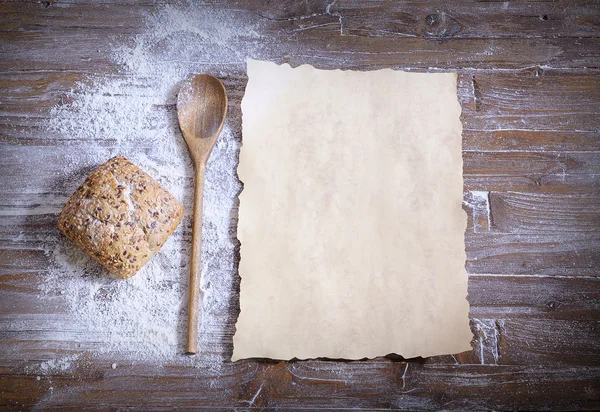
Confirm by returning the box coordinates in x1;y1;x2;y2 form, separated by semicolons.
27;354;81;375
39;3;269;365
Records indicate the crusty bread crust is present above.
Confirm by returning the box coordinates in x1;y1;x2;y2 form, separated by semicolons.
57;155;184;279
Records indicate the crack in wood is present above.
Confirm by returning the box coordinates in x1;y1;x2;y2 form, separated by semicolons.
471;74;483;111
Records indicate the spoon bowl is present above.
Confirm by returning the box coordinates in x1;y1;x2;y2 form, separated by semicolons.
177;74;228;354
177;74;228;165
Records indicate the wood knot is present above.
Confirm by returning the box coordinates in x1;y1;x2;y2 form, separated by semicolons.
423;11;463;39
425;13;442;27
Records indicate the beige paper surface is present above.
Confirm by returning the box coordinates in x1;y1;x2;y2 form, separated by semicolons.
233;59;471;360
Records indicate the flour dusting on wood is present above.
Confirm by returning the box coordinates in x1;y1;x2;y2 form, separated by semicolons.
38;3;265;367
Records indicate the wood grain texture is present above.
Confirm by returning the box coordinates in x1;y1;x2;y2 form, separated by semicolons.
328;0;600;39
1;0;599;410
2;362;599;410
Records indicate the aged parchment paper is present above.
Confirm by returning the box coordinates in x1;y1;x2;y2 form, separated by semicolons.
233;59;471;360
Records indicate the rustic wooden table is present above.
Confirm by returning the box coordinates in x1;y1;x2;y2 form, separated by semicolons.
1;1;599;410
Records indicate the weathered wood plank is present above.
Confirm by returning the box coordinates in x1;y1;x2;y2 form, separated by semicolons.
466;232;599;276
489;191;600;233
462;130;600;152
0;30;119;73
0;71;84;115
0;2;144;32
2;3;600;72
329;0;600;39
466;256;600;365
5;1;600;40
1;361;598;410
0;249;49;275
464;151;600;177
464;190;600;234
469;275;600;321
497;318;600;366
464;173;599;194
459;72;600;132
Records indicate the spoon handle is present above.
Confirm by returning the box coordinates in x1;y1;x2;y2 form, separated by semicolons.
187;165;206;354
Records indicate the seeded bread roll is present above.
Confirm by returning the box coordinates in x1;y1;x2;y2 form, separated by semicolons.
57;155;184;279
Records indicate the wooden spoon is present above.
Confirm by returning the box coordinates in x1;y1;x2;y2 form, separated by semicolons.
177;74;228;354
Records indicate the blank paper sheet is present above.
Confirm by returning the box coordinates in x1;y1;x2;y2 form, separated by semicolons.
233;59;471;361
